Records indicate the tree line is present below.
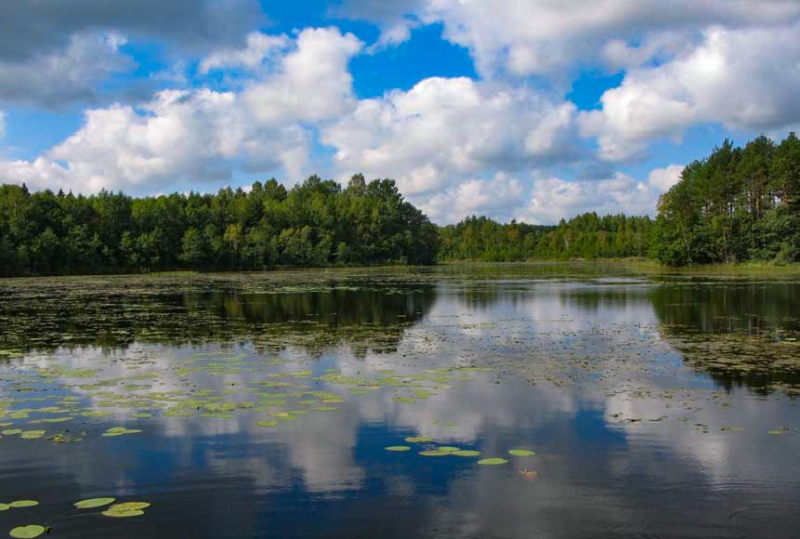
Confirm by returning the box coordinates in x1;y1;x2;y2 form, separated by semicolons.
0;174;438;277
654;133;800;265
2;133;798;276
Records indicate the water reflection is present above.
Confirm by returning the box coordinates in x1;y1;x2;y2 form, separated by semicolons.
1;270;800;538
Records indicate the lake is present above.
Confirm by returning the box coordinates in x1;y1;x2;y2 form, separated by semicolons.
1;264;799;539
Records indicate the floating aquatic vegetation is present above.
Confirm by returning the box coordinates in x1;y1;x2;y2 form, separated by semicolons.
419;450;449;457
102;501;150;518
452;450;481;457
477;458;508;466
404;436;432;443
508;449;536;457
101;427;142;437
436;447;460;453
9;525;47;538
256;420;279;428
74;498;116;509
9;501;38;508
385;446;411;452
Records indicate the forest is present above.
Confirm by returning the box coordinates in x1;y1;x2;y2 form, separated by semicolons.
1;134;798;276
0;174;438;277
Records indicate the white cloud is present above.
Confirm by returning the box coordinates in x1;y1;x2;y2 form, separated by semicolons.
648;164;684;192
0;33;132;107
417;0;800;78
322;76;578;197
418;173;526;223
243;28;363;123
581;24;800;161
0;28;362;194
199;32;290;74
519;166;682;224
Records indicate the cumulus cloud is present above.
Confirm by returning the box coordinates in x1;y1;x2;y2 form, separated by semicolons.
407;0;800;78
0;0;262;108
418;173;526;223
0;28;362;194
322;76;579;196
199;32;291;75
520;165;683;224
243;28;363;123
0;0;261;62
0;33;132;108
580;24;800;160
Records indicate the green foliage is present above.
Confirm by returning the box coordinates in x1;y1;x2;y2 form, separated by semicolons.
0;175;438;277
439;213;654;261
655;133;800;266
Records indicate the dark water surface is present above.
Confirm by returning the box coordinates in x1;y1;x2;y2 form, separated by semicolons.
1;264;799;539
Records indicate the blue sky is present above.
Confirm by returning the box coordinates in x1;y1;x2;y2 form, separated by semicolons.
1;0;799;224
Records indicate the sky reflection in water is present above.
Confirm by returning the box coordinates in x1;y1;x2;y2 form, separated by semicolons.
1;269;799;539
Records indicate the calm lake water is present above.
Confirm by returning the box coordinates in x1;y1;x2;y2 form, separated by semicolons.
1;264;799;539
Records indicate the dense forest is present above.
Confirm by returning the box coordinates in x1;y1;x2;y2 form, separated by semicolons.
654;133;800;266
438;214;653;261
0;174;438;277
1;134;799;276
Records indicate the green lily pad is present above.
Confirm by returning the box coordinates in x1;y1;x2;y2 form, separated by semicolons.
508;449;536;457
453;450;481;457
75;497;116;509
404;436;432;443
768;428;789;435
9;525;46;538
256;420;279;428
437;446;460;453
107;502;150;511
0;503;9;511
102;509;144;518
477;458;508;466
419;450;449;457
9;501;39;508
385;446;411;452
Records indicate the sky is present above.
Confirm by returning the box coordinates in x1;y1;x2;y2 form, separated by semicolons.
1;0;799;225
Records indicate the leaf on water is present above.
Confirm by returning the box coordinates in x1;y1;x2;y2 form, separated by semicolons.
477;458;508;466
768;428;789;435
452;450;481;457
0;503;9;511
74;498;116;509
419;450;449;457
102;427;142;437
107;502;150;511
436;447;460;453
102;509;144;518
256;420;279;428
312;406;338;412
9;525;46;539
508;449;536;457
385;446;411;452
9;501;39;508
404;436;432;443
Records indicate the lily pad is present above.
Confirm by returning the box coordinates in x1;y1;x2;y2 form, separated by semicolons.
437;446;460;453
0;503;9;511
477;458;508;466
102;509;144;518
9;501;39;508
75;497;116;509
453;450;481;457
9;525;46;539
256;420;279;428
404;436;432;443
508;449;536;457
419;450;449;457
385;446;411;452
